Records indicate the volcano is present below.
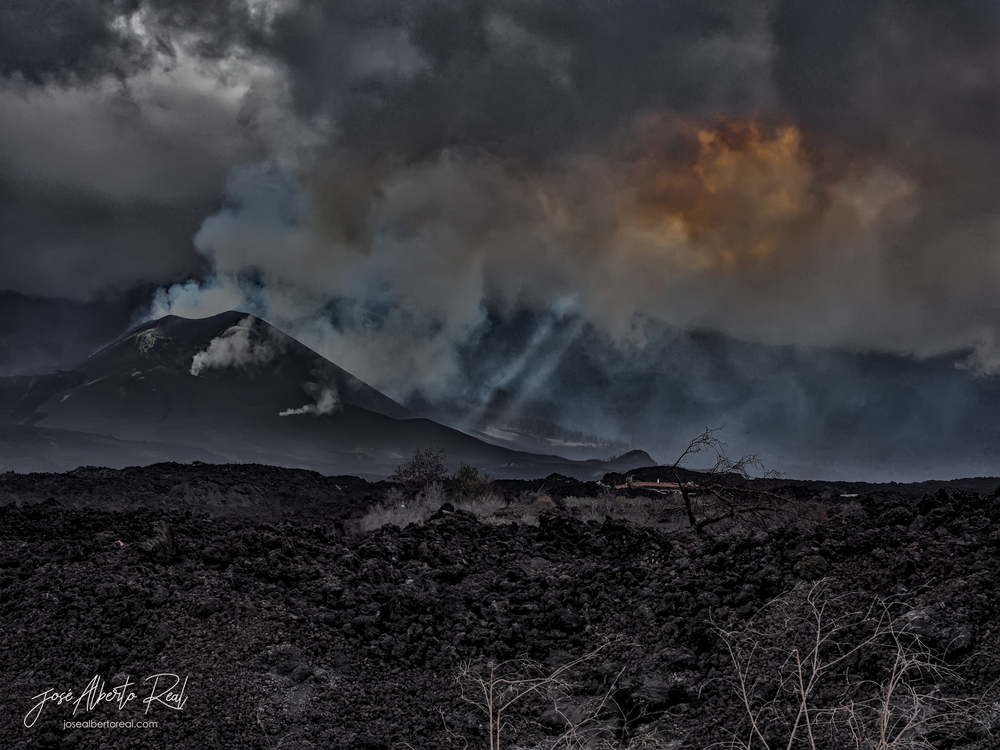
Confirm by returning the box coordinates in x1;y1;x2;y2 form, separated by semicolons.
0;312;651;478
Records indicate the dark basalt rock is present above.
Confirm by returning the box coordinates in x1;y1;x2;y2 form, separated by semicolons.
138;519;175;563
793;554;829;581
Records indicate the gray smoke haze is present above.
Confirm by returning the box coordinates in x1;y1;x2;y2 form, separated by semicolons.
6;1;1000;474
141;1;1000;376
0;0;326;301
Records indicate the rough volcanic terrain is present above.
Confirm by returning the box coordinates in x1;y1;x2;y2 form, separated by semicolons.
4;463;1000;749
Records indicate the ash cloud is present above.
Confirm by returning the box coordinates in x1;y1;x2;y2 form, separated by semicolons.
0;0;325;302
141;1;1000;381
7;1;1000;475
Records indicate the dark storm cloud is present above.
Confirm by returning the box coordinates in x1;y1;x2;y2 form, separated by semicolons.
0;170;210;298
141;0;264;56
0;0;140;84
0;78;270;298
0;0;266;84
254;0;1000;172
10;0;1000;479
267;0;746;162
0;0;296;305
773;0;1000;142
0;0;765;308
271;0;1000;174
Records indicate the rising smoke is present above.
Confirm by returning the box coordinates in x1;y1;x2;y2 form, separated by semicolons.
6;1;1000;475
279;382;341;417
189;315;281;376
134;1;1000;479
154;115;937;393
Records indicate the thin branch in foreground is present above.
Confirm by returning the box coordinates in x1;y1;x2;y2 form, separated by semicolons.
713;581;987;750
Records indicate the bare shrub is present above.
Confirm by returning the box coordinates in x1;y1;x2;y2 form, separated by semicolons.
416;480;446;507
390;447;448;488
459;656;579;750
715;582;985;750
485;490;557;526
383;485;406;505
455;640;676;750
541;669;678;750
665;428;790;535
489;489;671;529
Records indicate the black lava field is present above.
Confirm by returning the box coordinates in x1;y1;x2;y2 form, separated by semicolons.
4;463;1000;749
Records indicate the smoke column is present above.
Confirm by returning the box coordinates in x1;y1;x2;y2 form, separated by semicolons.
189;316;281;376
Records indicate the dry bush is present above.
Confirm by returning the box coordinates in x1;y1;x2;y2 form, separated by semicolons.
453;463;495;501
356;483;445;532
539;674;678;750
497;489;664;527
665;428;790;535
456;488;507;518
472;485;825;535
562;492;661;526
358;481;505;532
562;492;618;522
522;496;557;524
481;491;557;527
458;656;581;750
715;581;986;750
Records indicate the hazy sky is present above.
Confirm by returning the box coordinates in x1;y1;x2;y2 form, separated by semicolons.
5;1;1000;397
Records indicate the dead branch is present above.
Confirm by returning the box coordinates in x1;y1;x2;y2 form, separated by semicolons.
666;428;787;535
713;582;985;750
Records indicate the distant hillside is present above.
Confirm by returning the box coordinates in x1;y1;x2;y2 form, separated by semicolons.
415;311;1000;481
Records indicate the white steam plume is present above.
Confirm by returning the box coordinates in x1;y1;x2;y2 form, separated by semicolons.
189;316;279;376
279;383;341;417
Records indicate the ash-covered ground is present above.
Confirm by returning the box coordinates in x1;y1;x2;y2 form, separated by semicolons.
3;462;1000;749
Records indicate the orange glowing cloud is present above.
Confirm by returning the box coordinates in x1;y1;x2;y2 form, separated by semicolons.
623;117;822;273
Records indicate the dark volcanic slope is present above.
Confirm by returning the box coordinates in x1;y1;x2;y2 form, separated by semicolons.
0;312;651;479
73;311;413;423
4;479;1000;750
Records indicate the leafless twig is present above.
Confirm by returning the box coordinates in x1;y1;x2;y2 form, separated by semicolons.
713;582;984;750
